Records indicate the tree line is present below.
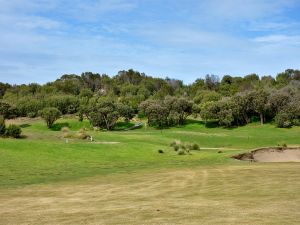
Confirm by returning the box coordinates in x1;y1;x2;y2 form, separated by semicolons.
0;68;300;130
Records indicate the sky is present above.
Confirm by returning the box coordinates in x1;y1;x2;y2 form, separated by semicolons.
1;0;300;84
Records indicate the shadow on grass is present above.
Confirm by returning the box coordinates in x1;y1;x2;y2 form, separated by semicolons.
19;135;28;139
113;122;143;131
185;119;203;126
19;124;31;128
204;121;219;128
50;122;70;131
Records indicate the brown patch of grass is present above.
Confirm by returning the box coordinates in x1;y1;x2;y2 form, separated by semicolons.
1;164;300;225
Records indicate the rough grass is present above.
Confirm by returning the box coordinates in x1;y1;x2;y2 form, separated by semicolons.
1;117;300;224
0;164;299;225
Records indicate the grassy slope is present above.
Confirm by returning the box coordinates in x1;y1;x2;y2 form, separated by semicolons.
0;117;299;188
1;117;300;224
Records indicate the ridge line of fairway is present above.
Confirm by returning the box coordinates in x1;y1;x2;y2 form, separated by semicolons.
200;147;239;150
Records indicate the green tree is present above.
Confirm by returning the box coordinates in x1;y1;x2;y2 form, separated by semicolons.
0;101;17;119
251;90;269;125
87;98;124;130
39;107;62;128
117;103;134;122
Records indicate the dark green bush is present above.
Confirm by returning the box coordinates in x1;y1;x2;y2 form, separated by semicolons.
6;124;22;138
173;145;179;151
191;143;200;150
275;112;292;128
0;115;5;136
177;149;186;155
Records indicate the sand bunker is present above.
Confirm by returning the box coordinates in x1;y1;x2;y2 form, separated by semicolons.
233;147;300;162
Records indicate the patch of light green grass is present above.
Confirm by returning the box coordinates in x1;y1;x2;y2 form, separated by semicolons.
0;117;299;188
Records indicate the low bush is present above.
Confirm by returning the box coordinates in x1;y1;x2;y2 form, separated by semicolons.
177;149;186;155
191;143;200;150
0;115;5;136
275;112;293;128
5;124;22;138
74;128;90;139
63;128;91;140
170;140;198;155
61;126;71;138
173;145;179;151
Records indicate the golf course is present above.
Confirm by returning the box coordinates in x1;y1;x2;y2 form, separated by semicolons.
1;117;299;224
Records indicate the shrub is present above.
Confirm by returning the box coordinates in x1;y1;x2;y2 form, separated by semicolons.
171;140;181;151
170;140;198;154
277;143;288;150
158;149;164;153
177;149;186;155
0;115;5;136
282;143;287;148
5;124;22;138
74;128;90;139
27;112;37;118
191;143;200;150
275;112;292;128
61;126;71;138
170;141;176;147
173;145;179;151
39;107;61;128
180;144;186;150
61;126;70;133
186;143;200;150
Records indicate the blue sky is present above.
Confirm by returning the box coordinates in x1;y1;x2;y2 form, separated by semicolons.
1;0;300;84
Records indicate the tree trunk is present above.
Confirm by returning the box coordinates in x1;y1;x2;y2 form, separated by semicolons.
103;115;109;130
260;113;264;125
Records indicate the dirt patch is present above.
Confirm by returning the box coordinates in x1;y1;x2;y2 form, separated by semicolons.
233;147;300;162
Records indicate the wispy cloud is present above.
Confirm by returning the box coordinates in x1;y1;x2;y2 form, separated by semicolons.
254;34;300;44
197;0;297;21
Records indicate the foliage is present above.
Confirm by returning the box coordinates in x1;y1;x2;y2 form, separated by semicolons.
86;98;133;130
0;115;5;136
1;68;300;129
170;140;199;155
47;95;79;114
39;107;62;128
0;101;17;119
140;97;193;128
5;124;22;138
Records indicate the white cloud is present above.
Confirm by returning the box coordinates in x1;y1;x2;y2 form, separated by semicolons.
197;0;297;21
0;14;62;30
246;21;299;31
254;34;300;45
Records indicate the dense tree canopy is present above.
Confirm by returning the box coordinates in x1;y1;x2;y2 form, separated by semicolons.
1;68;300;129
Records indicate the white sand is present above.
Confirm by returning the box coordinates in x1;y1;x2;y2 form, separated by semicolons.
253;149;300;162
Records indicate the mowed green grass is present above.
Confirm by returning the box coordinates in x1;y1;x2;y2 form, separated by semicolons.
0;117;300;188
1;117;300;224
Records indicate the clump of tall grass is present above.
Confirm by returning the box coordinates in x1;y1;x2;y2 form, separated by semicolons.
61;127;91;140
170;140;200;155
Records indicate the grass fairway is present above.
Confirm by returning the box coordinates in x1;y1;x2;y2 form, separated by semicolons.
0;117;300;224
